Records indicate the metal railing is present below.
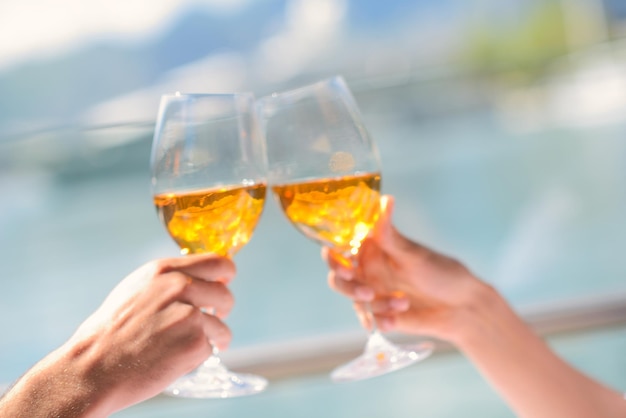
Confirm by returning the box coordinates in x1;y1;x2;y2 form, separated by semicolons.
220;291;626;381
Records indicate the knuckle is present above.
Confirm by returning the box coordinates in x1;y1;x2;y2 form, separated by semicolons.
369;300;386;314
186;327;211;355
170;303;204;331
327;272;339;290
211;323;232;346
320;247;329;262
169;272;189;294
209;255;232;270
151;259;172;275
352;301;365;313
220;258;237;280
166;272;190;296
220;288;235;310
227;258;237;275
202;255;220;269
175;307;210;346
177;303;201;322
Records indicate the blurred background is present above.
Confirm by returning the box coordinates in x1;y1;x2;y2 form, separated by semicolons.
1;0;626;416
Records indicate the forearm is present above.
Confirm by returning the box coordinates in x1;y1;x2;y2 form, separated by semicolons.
0;342;113;418
456;284;625;418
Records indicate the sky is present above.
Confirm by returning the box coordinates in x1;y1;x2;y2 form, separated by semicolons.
0;0;355;132
0;0;251;70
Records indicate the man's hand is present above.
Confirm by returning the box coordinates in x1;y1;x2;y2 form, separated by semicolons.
0;253;236;417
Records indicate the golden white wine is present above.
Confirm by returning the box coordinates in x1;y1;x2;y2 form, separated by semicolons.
154;183;266;256
272;173;381;254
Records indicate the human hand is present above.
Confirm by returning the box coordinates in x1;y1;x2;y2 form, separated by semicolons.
324;195;494;345
32;254;235;416
325;196;626;418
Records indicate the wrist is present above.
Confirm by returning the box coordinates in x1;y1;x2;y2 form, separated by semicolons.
448;279;522;351
445;279;626;418
0;337;116;418
55;334;119;417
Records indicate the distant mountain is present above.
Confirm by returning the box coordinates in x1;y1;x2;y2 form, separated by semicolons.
0;0;462;137
0;0;287;136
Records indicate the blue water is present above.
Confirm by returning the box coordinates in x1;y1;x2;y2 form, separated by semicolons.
1;106;625;416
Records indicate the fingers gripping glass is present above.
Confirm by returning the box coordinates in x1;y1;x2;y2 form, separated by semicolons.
258;76;433;382
150;93;268;398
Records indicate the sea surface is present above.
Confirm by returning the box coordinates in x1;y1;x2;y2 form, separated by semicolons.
1;105;625;416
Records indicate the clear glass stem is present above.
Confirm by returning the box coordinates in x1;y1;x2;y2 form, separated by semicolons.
202;306;226;373
329;249;434;383
204;307;221;355
343;252;379;334
198;354;228;375
364;301;379;335
163;303;268;398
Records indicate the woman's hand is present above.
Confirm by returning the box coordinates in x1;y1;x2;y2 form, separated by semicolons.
324;195;494;345
325;195;626;418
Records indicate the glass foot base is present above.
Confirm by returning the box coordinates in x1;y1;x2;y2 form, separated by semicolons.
164;371;267;399
164;358;268;399
331;333;434;383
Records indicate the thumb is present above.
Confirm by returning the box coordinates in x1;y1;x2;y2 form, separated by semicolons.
373;195;402;256
374;195;431;263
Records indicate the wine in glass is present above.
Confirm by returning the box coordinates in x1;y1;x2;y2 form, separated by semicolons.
257;76;433;382
150;92;268;398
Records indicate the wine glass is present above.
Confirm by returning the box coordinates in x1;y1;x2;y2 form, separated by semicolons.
257;76;433;382
150;92;268;398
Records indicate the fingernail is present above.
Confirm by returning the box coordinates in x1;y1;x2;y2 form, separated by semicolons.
380;317;394;332
390;297;410;311
355;286;374;301
337;268;355;281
